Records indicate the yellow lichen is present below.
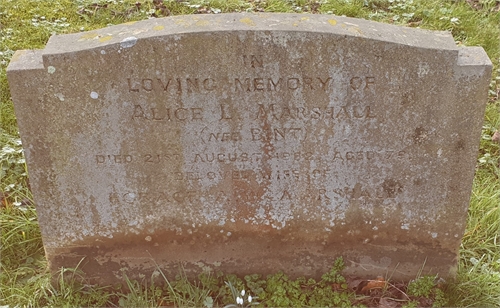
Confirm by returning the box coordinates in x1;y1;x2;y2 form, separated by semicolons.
348;27;363;36
195;20;210;26
240;17;255;26
79;32;98;40
10;50;26;62
174;19;190;27
99;36;112;42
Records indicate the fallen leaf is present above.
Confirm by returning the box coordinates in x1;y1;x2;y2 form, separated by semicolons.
359;276;388;293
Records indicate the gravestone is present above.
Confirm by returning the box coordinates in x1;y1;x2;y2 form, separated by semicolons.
7;13;492;284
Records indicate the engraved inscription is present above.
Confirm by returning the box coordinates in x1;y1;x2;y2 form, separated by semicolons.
233;77;332;92
109;70;397;210
127;78;216;93
207;132;242;142
193;153;261;163
250;127;305;141
108;180;404;207
219;104;233;120
96;154;133;164
349;76;375;90
255;104;375;121
242;55;263;68
132;105;204;121
94;150;407;165
131;104;376;123
125;75;376;94
110;190;198;204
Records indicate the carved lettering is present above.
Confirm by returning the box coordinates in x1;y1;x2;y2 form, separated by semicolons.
234;77;332;92
95;149;406;167
96;154;133;164
144;154;160;163
208;132;242;142
350;76;375;90
243;55;264;68
127;78;139;92
267;78;281;91
317;188;330;201
132;105;204;121
142;78;153;91
156;78;172;91
255;104;375;121
220;104;233;120
332;150;406;162
250;127;304;141
127;77;216;94
317;77;332;89
203;78;216;91
234;78;251;92
287;78;299;89
186;78;199;93
280;190;292;200
192;152;263;163
126;75;379;94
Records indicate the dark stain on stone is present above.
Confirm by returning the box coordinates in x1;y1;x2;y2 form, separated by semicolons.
413;177;424;186
382;179;403;198
401;91;414;106
412;126;428;145
455;139;466;150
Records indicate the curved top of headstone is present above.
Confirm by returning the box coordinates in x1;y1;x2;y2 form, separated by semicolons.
42;13;457;56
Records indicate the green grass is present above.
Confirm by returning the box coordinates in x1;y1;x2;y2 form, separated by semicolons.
1;0;500;306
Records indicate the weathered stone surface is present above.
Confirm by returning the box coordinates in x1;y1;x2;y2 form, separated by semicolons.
7;13;492;284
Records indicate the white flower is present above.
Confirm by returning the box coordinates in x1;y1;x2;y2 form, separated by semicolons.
248;295;252;303
241;289;245;296
236;297;243;305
